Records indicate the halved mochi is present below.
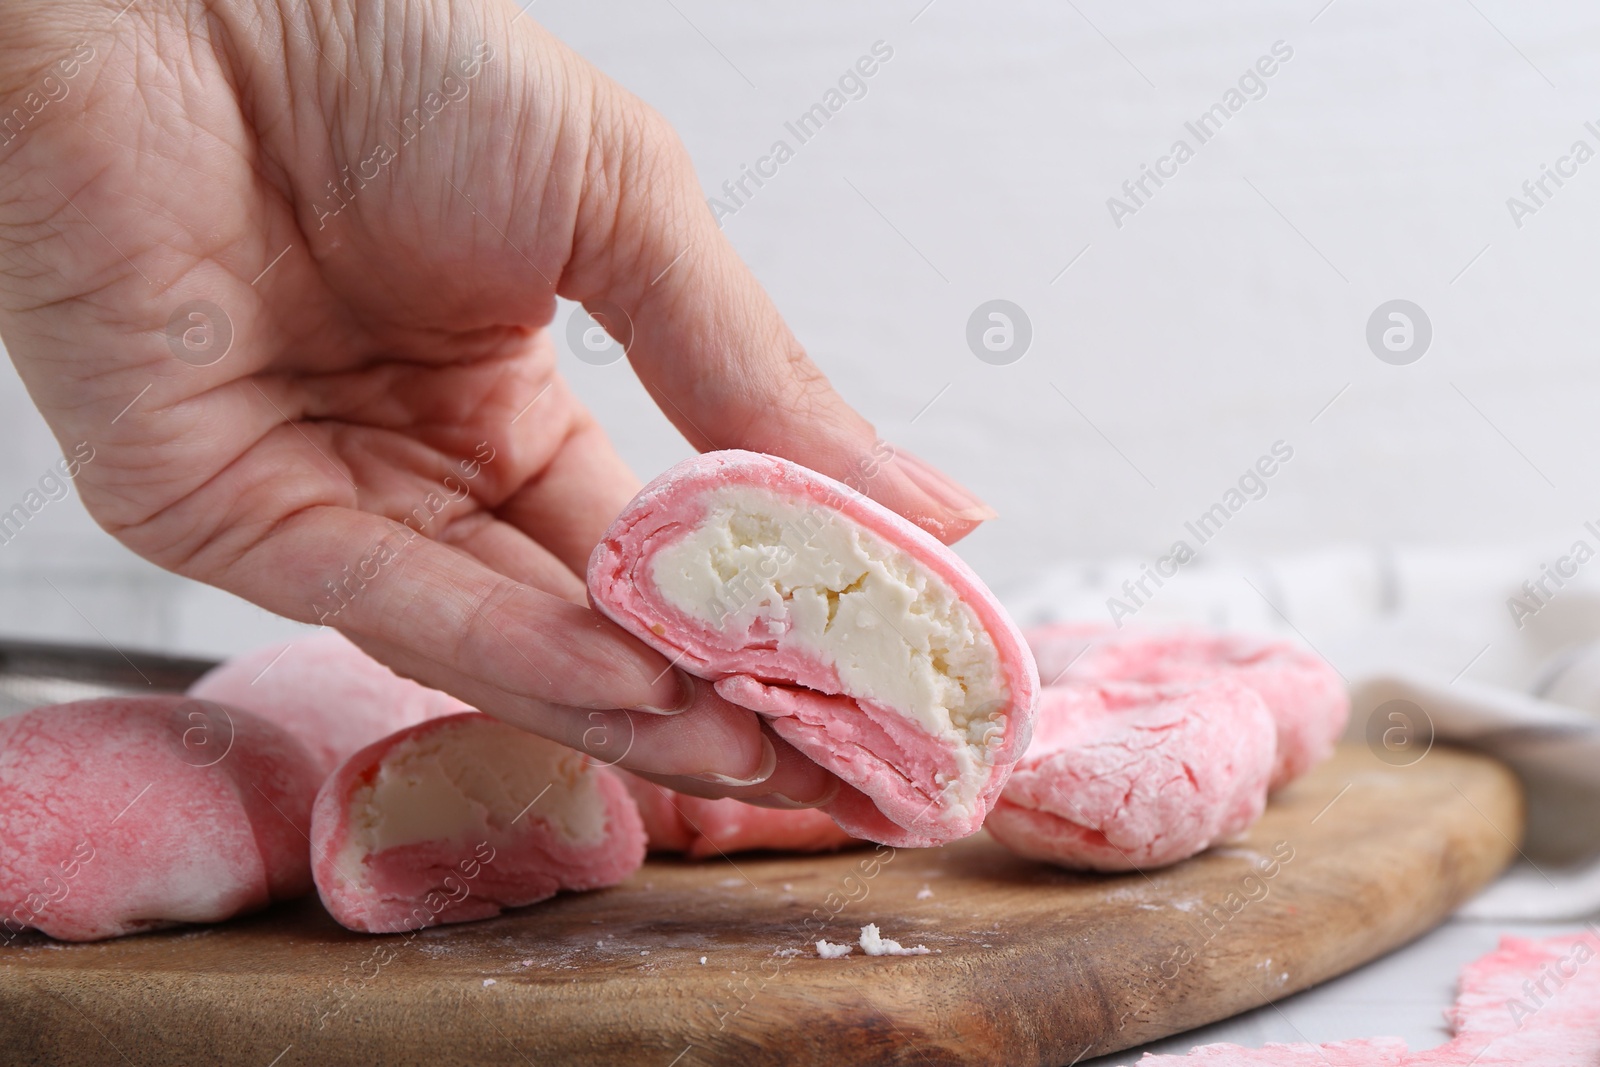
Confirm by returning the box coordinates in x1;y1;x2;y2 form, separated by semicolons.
1025;624;1347;790
0;696;321;941
587;450;1038;847
311;713;644;933
985;680;1275;871
621;773;863;858
189;629;470;778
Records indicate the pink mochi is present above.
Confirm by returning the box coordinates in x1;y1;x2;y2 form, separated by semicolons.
0;695;322;941
1025;621;1115;686
985;680;1276;871
1026;624;1347;790
587;450;1039;848
621;774;864;859
310;713;646;934
189;629;471;778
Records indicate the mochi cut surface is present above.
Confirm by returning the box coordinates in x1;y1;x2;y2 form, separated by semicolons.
311;713;644;933
0;696;321;941
588;450;1039;847
985;680;1275;871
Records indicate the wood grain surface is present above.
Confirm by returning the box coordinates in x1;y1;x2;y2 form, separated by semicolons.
0;743;1522;1067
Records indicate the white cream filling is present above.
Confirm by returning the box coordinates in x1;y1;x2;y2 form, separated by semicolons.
648;486;1007;806
342;718;607;872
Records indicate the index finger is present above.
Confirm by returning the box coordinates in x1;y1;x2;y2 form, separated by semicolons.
549;59;995;544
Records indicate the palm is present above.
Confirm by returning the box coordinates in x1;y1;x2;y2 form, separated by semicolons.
47;8;623;595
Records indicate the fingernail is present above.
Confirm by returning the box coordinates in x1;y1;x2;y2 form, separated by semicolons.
632;667;695;716
689;734;777;787
744;778;840;810
890;446;997;523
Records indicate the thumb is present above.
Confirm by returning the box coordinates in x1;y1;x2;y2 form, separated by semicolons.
547;48;994;543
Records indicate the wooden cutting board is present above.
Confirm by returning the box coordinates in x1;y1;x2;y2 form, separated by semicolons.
1;743;1521;1067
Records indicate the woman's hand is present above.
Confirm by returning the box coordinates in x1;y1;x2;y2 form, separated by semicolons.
0;0;993;803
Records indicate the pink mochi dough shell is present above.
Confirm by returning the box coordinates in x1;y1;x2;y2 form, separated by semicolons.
1026;623;1347;790
189;629;472;778
620;773;864;859
0;695;322;942
985;679;1276;872
311;713;646;934
587;450;1040;848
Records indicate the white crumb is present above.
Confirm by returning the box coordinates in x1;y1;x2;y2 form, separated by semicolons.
815;940;853;959
519;959;534;967
859;923;930;957
482;979;496;987
699;956;707;965
916;885;934;900
640;950;650;956
774;948;803;958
